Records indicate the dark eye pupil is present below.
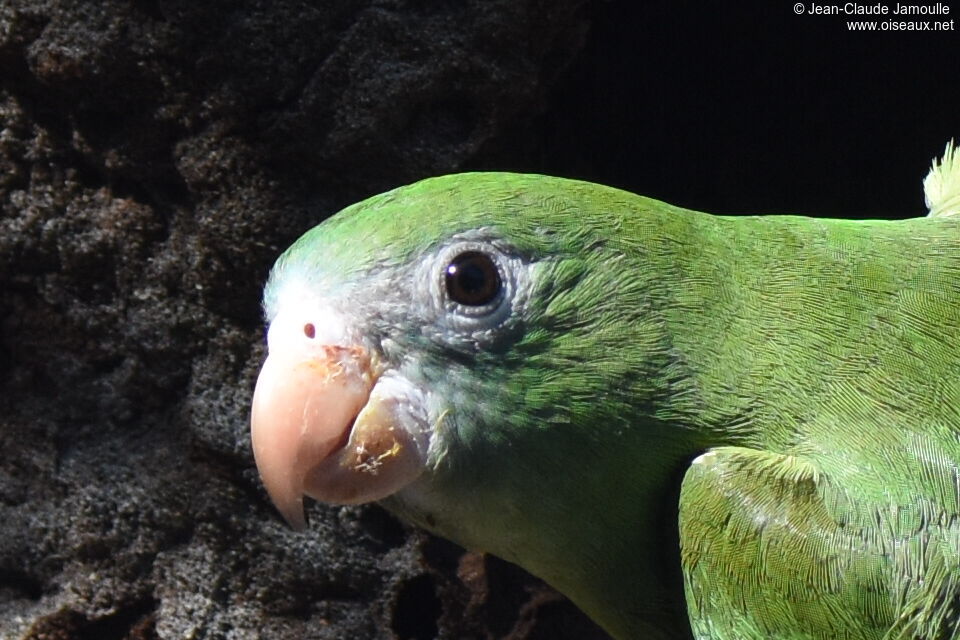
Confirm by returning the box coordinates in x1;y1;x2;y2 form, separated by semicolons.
444;251;501;306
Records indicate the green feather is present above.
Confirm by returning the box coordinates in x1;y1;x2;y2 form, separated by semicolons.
264;148;960;639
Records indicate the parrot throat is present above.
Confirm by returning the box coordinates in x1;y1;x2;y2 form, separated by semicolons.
385;409;702;640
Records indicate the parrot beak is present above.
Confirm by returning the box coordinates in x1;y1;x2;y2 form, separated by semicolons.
251;316;429;530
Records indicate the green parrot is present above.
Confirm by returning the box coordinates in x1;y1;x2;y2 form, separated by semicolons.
250;141;960;639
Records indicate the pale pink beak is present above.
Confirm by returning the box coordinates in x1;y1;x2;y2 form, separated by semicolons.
251;341;428;529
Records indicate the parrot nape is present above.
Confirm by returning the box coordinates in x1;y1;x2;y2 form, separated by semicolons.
250;142;960;640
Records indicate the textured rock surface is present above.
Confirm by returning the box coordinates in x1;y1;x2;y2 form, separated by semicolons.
0;1;605;638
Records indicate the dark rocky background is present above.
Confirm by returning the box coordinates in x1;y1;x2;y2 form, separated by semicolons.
0;1;955;638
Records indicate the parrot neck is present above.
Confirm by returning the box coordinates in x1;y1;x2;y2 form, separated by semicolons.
385;412;703;639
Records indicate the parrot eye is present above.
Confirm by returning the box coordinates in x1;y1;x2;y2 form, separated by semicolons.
303;323;316;339
425;237;527;347
444;251;502;307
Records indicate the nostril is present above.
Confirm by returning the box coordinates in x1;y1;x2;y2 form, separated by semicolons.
303;323;316;339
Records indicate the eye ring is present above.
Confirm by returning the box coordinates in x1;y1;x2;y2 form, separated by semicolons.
444;250;502;307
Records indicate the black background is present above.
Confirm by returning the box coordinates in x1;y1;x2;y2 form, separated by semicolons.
485;1;956;219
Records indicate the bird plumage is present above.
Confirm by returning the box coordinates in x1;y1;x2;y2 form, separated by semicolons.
253;144;960;639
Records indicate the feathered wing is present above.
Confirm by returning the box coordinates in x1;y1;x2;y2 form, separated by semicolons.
679;445;960;640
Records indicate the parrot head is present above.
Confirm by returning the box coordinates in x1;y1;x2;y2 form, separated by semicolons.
251;173;551;529
250;172;698;638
